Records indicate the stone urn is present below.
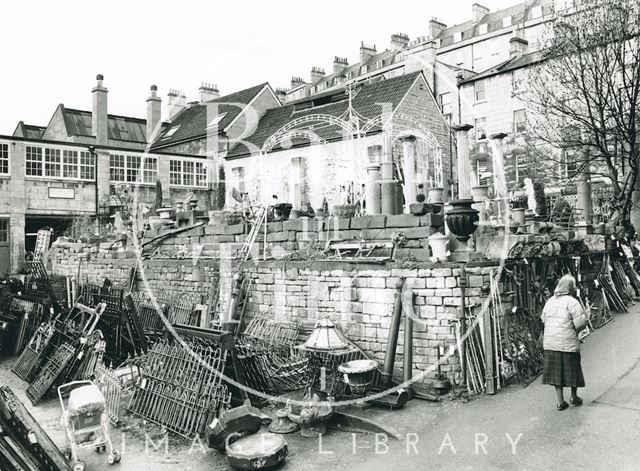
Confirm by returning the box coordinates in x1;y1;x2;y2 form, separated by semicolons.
156;207;173;219
428;232;450;262
445;199;479;247
337;359;379;395
427;187;444;204
148;216;166;232
471;186;489;202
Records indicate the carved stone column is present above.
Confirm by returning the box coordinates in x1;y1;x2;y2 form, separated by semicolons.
401;136;417;213
380;135;396;215
452;124;474;200
366;165;381;215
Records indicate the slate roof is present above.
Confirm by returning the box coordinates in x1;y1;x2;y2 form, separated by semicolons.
150;83;269;151
62;107;148;143
13;121;46;140
227;72;422;159
436;0;554;47
458;50;544;84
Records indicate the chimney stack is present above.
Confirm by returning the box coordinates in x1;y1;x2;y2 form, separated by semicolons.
360;42;377;65
509;36;529;58
428;18;447;39
146;85;162;143
390;33;410;51
472;3;490;22
333;56;349;75
310;66;325;84
199;82;220;102
166;89;187;121
291;76;306;88
92;74;108;145
275;87;287;104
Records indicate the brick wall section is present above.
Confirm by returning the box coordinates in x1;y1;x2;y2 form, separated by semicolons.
238;259;499;386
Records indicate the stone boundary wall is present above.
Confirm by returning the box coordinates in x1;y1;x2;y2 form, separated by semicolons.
150;213;444;261
239;259;502;386
47;247;219;303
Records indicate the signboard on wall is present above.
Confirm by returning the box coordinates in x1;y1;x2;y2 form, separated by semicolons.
48;187;75;199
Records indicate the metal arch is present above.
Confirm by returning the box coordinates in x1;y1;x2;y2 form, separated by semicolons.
260;114;359;154
261;129;328;154
361;113;443;151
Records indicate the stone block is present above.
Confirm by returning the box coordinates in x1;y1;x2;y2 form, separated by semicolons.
283;219;304;232
386;214;421;228
184;226;205;237
420;213;445;229
266;231;289;242
351;215;387;229
401;227;432;239
225;223;246;235
266;222;283;233
426;277;445;289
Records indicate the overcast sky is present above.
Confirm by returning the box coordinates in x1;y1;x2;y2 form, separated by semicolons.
0;0;518;134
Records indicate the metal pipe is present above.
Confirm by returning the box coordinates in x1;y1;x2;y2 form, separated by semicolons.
381;278;405;388
459;265;468;386
403;309;413;398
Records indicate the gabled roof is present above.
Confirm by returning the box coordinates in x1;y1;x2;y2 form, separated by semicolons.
150;83;270;150
61;106;148;143
13;121;46;140
458;50;543;84
227;72;423;159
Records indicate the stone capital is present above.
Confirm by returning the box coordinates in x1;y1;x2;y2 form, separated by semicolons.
490;132;508;140
400;135;417;143
451;124;474;133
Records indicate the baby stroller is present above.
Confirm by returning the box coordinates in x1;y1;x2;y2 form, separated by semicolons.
58;380;121;471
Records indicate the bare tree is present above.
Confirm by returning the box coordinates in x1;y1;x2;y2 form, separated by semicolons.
519;0;640;229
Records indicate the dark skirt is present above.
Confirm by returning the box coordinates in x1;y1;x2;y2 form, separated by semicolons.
542;350;585;387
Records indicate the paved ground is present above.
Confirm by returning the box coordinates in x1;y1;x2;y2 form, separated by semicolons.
2;304;640;470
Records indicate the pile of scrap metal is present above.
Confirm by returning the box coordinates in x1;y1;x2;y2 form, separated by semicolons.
236;313;309;401
0;262;67;360
12;302;107;405
0;386;71;471
127;324;234;438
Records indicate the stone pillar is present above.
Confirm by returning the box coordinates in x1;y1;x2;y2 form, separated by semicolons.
576;152;592;224
380;134;396;215
291;156;305;210
452;124;474;200
401;136;417;213
490;133;508;219
366;164;381;215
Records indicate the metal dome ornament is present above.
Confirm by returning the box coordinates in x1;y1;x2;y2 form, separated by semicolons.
304;318;351;352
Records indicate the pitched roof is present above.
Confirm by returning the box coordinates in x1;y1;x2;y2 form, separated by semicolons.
436;0;554;47
150;83;269;150
13;121;46;140
61;107;148;143
227;72;422;159
458;50;544;84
